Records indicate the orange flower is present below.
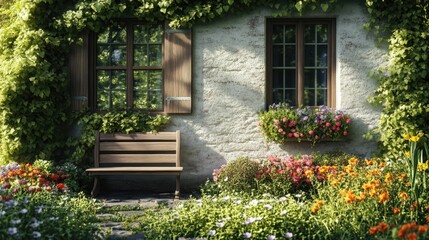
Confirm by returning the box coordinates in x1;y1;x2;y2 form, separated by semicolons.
417;225;427;234
393;207;401;214
397;173;407;181
399;192;409;201
385;173;394;183
426;204;429;212
343;190;357;204
365;159;375;166
357;193;366;201
398;222;417;238
426;216;429;223
305;169;314;177
378;191;389;203
406;232;417;240
348;157;359;166
369;226;378;235
311;200;324;214
369;222;390;235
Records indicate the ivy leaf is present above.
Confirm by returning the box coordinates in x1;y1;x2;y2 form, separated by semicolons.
91;3;102;13
295;1;303;12
228;0;234;5
118;4;127;13
321;3;329;12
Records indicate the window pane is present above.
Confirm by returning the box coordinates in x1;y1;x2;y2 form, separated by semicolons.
317;45;327;67
149;90;162;109
96;70;110;89
134;70;148;90
149;45;162;66
317;25;328;43
304;45;315;67
273;45;284;67
284;26;295;43
134;45;148;66
284;46;296;67
97;24;126;44
316;89;327;106
284;69;295;88
304;25;315;43
304;89;315;106
112;91;127;109
272;69;283;88
96;45;110;66
133;91;148;109
317;69;327;88
272;89;284;104
148;70;162;90
148;26;163;44
98;45;126;66
111;70;126;90
134;25;148;44
272;25;284;43
97;91;110;110
284;90;296;106
304;69;315;88
96;70;126;110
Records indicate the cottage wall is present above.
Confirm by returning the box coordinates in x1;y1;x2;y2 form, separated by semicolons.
107;0;386;192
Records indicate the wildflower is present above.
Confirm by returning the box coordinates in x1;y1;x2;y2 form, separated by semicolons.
7;227;17;235
264;204;272;210
280;210;287;215
393;207;401;214
399;192;409;201
378;191;389;203
417;161;428;172
268;235;276;240
20;208;28;214
57;183;65;190
243;232;252;238
11;219;21;225
403;134;411;140
32;231;42;238
405;151;411;159
208;230;216;236
285;232;293;238
216;222;225;228
418;225;428;234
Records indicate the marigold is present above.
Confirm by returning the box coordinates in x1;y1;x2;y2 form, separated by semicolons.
378;191;389;203
348;157;359;166
405;232;417;240
365;159;375;166
417;225;427;234
399;192;409;201
393;207;400;214
385;173;394;183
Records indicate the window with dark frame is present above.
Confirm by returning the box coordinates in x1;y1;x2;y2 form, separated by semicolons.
266;18;336;108
94;21;164;111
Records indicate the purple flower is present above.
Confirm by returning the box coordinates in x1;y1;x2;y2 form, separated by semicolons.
208;230;216;236
7;227;17;235
285;232;293;238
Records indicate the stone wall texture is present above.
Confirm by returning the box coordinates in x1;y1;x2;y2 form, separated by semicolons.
107;1;387;192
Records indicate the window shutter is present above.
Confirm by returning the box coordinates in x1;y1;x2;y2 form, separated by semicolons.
164;27;192;113
68;33;89;111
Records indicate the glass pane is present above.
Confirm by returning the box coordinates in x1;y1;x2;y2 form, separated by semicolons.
134;70;148;90
284;26;295;43
284;69;295;88
133;91;148;109
304;69;315;88
134;45;148;66
317;25;328;43
272;25;284;43
111;45;127;66
96;70;110;89
97;45;110;66
273;45;284;67
272;89;284;104
149;90;162;109
97;91;110;110
97;24;126;44
149;45;162;66
111;90;126;109
304;89;315;106
304;25;315;43
284;46;296;67
316;89;327;106
304;45;315;67
111;70;126;90
284;90;296;106
317;69;327;88
148;26;163;43
134;25;149;44
272;69;283;89
148;70;162;90
317;45;328;67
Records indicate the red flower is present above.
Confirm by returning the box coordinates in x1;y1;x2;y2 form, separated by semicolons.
51;174;59;181
57;183;65;190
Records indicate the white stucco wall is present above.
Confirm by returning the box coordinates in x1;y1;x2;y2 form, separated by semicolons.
161;0;387;191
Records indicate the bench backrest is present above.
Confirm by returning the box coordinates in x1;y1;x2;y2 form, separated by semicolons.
94;130;180;168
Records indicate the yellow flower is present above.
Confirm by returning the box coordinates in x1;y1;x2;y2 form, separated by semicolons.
405;151;410;159
403;134;411;140
409;135;420;142
417;161;429;172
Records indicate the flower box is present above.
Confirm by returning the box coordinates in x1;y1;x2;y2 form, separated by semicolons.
257;104;351;145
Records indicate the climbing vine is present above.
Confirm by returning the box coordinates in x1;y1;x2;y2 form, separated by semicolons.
0;0;427;164
364;0;429;158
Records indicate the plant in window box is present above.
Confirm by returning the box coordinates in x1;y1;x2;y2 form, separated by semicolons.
257;103;351;145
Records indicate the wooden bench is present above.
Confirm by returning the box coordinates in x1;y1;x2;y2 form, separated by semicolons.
86;130;183;199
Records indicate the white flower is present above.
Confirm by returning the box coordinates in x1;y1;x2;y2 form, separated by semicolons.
294;194;302;198
243;232;252;238
32;231;42;238
243;217;256;225
223;177;228;182
177;204;184;209
20;208;28;214
35;206;43;214
212;198;218;202
263;193;271;197
0;211;5;216
249;200;259;205
235;200;242;205
208;230;216;236
280;210;288;215
279;197;287;201
11;219;21;225
222;196;230;201
255;217;262;221
268;235;276;240
7;227;17;235
264;204;272;210
285;232;293;238
216;222;225;228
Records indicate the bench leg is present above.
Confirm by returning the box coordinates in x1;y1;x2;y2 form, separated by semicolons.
91;176;101;197
175;175;180;200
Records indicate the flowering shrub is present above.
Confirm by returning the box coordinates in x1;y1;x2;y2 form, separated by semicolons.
0;161;100;239
257;104;351;144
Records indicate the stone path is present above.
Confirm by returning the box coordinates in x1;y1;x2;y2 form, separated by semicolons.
94;192;190;239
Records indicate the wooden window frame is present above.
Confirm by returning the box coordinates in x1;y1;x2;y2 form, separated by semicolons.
266;18;336;108
88;20;165;112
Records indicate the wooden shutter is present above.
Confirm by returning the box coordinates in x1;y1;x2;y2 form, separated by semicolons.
68;33;89;111
164;27;192;113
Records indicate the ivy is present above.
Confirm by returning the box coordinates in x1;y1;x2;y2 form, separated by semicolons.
365;0;429;158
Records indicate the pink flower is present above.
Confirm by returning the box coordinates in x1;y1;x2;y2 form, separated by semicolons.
287;133;293;138
335;122;341;127
282;117;287;122
308;130;314;135
325;122;331;127
274;119;280;125
293;133;299;138
278;128;284;133
343;131;348;136
346;118;351;124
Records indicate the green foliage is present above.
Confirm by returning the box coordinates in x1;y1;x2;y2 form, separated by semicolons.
365;0;429;158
